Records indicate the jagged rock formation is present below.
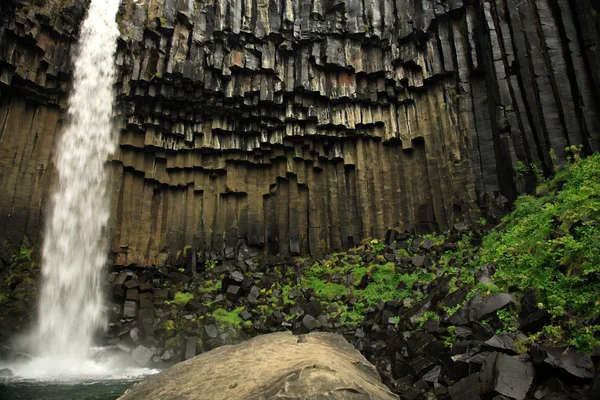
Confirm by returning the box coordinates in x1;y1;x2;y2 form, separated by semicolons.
1;0;599;266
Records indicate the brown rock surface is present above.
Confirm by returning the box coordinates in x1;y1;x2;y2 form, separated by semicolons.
119;331;399;400
1;0;599;263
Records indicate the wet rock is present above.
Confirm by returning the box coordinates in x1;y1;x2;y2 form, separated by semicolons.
484;335;517;353
411;255;425;267
448;294;513;325
520;310;550;334
139;282;153;292
204;324;218;339
449;373;480;399
124;280;139;290
302;314;317;331
123;301;137;318
247;286;260;303
185;337;197;360
480;352;534;399
161;349;175;362
0;368;13;377
304;299;323;317
225;285;241;301
132;345;154;366
533;377;570;399
409;356;436;378
126;289;139;301
130;327;144;345
117;343;131;353
240;310;252;321
422;365;442;383
543;348;595;379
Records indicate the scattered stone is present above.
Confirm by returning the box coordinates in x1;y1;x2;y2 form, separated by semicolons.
124;280;139;289
480;352;534;400
411;255;425;267
422;366;442;383
161;349;175;361
229;270;244;283
484;335;517;353
123;301;137;318
304;299;322;317
117;343;131;353
226;285;241;300
240;310;252;321
205;324;218;339
449;373;480;400
519;309;550;333
448;294;513;325
130;327;144;345
543;348;595;379
302;314;317;331
132;345;154;366
247;286;260;303
139;282;153;292
185;337;197;360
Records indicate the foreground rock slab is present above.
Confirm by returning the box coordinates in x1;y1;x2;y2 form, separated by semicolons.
120;332;398;400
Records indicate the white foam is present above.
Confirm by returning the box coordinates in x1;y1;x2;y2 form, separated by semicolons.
2;356;159;383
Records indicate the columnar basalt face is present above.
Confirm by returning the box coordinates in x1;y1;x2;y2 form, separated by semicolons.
1;0;599;266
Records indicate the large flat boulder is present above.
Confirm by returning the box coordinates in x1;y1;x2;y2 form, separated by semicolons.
120;332;398;400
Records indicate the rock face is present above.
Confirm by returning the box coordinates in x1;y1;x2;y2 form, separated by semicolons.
1;0;600;264
119;331;399;400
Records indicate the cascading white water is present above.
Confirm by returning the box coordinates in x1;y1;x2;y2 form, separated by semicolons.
34;0;120;362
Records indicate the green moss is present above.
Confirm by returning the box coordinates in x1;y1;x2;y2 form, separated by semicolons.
209;307;245;330
307;279;346;301
197;280;221;293
173;292;194;306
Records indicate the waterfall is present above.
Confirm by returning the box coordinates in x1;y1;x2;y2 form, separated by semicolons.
34;0;120;362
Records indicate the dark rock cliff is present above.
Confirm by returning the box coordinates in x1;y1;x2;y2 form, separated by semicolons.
1;0;599;266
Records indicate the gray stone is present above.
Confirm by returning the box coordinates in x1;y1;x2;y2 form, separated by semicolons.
132;345;154;366
480;352;534;400
161;349;175;361
544;348;595;379
185;337;197;360
449;373;480;400
123;301;137;318
130;327;144;345
448;294;513;325
302;314;317;331
205;324;218;338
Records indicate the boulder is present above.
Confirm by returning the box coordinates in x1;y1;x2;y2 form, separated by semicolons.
131;345;154;366
448;294;513;325
543;348;595;379
480;352;534;399
119;332;398;400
